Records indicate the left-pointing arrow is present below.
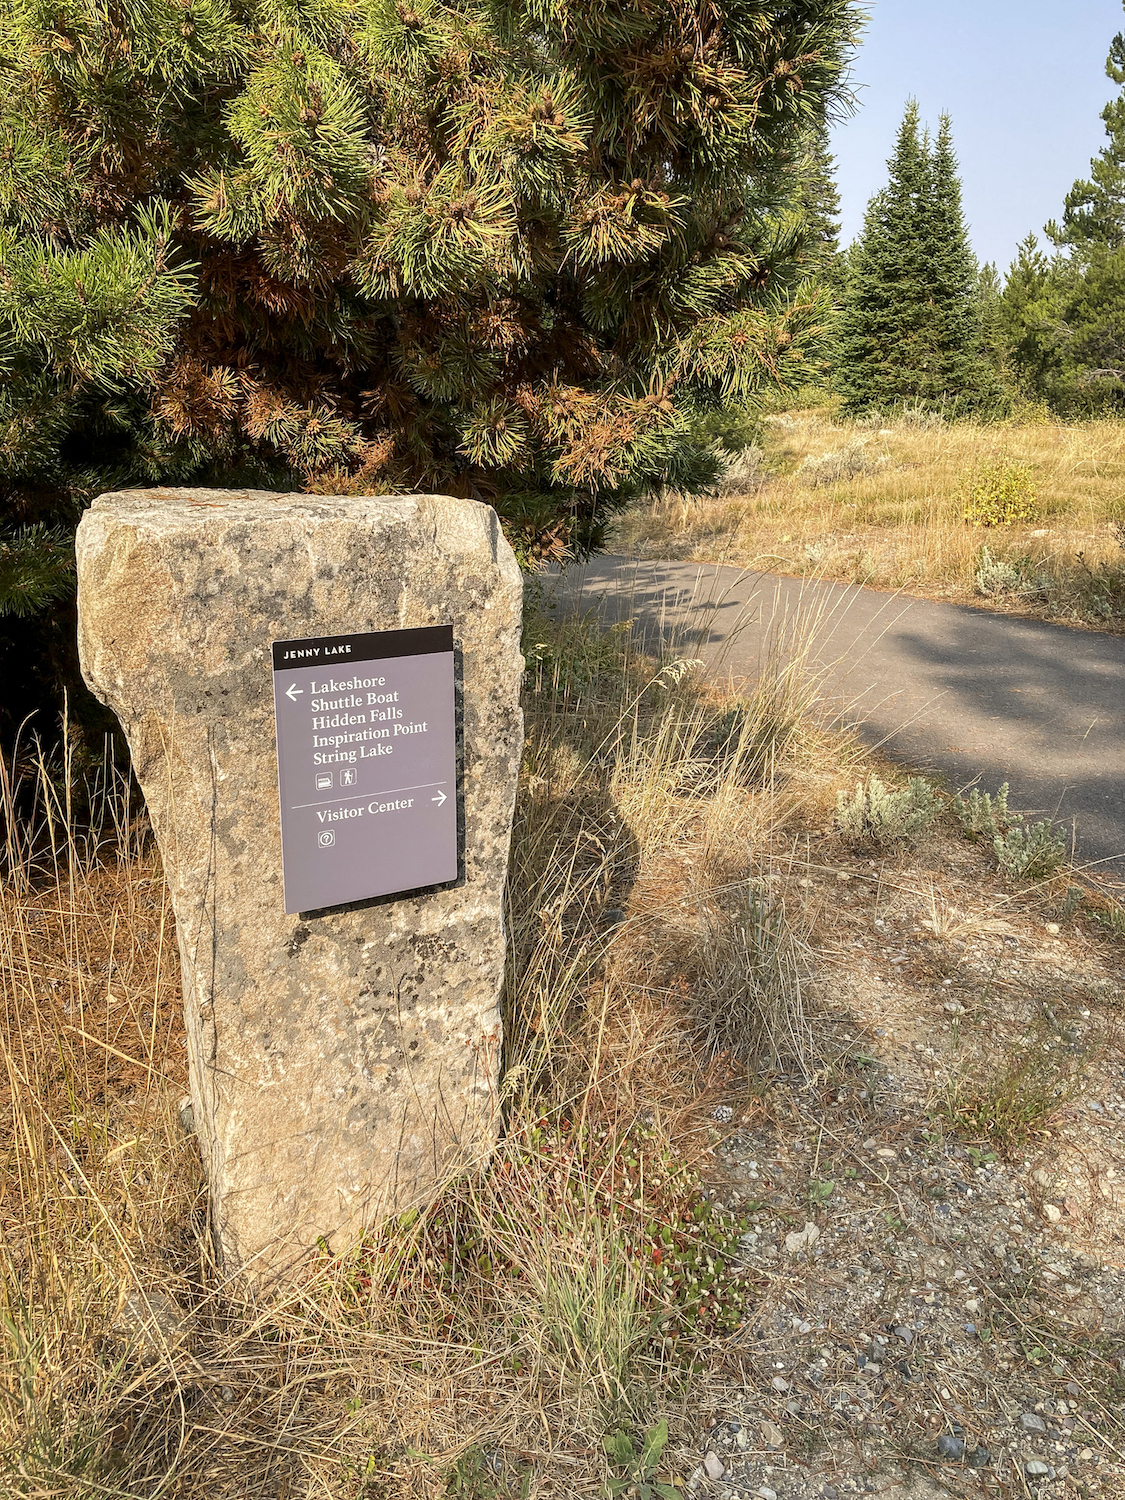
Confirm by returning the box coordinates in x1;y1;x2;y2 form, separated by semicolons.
285;683;303;700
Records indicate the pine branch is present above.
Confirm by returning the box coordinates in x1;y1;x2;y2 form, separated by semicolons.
0;526;75;618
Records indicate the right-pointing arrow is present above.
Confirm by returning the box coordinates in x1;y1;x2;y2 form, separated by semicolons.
432;790;447;806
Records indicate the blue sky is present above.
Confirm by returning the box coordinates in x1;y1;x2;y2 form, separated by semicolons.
829;0;1125;271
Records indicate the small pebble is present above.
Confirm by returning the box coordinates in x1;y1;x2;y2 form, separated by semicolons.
936;1434;965;1460
757;1489;778;1500
703;1451;726;1481
968;1447;991;1469
1026;1460;1051;1478
1021;1413;1048;1434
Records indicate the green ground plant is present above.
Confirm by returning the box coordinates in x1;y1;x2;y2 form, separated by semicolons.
973;545;1041;598
604;1420;683;1499
961;458;1039;525
1093;901;1125;940
835;774;941;849
940;1023;1090;1153
952;782;1011;838
993;820;1068;880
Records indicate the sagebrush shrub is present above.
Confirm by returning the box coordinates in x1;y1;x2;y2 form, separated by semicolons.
974;545;1026;597
953;782;1010;838
835;775;940;848
799;440;886;487
993;821;1067;880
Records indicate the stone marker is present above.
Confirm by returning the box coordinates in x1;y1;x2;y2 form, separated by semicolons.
76;489;523;1279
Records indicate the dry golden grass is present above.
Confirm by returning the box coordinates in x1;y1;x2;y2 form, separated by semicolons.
615;409;1125;630
3;619;1123;1498
0;619;841;1499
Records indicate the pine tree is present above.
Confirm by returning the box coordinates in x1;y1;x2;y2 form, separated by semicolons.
836;102;996;415
795;119;843;280
976;262;1009;381
1049;18;1125;252
925;117;999;404
0;2;863;565
0;0;860;742
998;235;1073;400
1026;2;1125;410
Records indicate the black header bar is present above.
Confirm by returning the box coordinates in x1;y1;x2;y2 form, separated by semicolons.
272;624;453;672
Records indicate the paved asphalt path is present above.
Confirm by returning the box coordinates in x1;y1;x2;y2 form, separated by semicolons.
549;557;1125;888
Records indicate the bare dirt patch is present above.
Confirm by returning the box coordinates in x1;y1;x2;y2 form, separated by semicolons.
682;832;1125;1500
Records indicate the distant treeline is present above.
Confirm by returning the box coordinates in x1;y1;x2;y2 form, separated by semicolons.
829;9;1125;420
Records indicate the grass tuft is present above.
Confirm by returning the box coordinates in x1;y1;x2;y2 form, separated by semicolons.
939;1021;1092;1154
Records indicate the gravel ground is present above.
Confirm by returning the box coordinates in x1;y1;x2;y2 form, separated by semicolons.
678;833;1125;1500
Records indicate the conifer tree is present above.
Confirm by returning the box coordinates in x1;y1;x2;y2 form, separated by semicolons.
0;0;861;569
0;0;860;741
795;119;843;280
1049;17;1125;253
998;235;1073;400
836;102;996;414
1025;1;1125;409
976;262;1009;381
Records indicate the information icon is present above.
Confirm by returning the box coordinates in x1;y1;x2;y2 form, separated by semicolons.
315;772;333;790
318;830;335;848
340;767;357;787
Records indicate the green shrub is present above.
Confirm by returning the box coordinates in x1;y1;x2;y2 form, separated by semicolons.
952;782;1010;838
835;775;940;848
993;821;1067;880
962;458;1038;526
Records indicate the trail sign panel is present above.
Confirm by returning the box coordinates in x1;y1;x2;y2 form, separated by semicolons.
272;624;457;913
